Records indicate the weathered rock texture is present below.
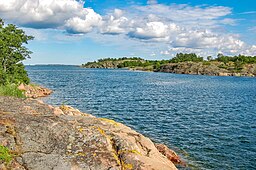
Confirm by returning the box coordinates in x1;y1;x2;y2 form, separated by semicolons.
0;96;178;170
158;62;256;77
155;144;185;167
18;84;52;98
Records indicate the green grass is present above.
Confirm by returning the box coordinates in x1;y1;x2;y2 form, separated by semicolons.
0;145;12;164
0;84;25;98
29;83;39;87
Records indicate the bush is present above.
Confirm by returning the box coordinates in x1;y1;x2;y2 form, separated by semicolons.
0;84;25;98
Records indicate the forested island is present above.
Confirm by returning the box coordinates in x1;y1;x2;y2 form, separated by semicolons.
82;53;256;77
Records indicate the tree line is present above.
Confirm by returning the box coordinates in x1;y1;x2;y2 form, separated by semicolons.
84;53;256;69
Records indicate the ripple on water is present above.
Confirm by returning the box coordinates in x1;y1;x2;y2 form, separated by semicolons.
26;66;256;170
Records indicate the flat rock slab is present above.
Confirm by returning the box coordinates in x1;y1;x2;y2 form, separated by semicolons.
0;96;177;170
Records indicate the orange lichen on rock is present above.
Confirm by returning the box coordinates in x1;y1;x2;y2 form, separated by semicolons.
155;143;187;167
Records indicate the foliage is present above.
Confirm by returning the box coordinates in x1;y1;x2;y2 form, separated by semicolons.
203;61;211;65
170;53;204;63
0;145;13;164
215;53;256;64
0;84;25;98
82;53;256;74
207;56;212;61
98;57;143;62
0;19;34;85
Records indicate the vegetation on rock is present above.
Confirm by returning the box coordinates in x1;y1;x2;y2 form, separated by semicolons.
0;19;34;97
0;145;12;164
82;53;256;77
0;84;25;98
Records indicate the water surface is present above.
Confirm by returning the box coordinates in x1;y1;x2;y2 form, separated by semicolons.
26;65;256;169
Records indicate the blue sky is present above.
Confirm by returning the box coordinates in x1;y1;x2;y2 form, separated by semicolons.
0;0;255;64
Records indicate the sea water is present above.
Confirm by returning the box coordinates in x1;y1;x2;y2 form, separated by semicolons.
26;65;256;169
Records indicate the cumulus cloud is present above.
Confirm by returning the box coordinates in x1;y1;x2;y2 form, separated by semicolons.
172;30;220;49
165;31;256;56
0;0;255;56
65;8;102;34
99;9;129;35
128;22;169;40
0;0;87;28
164;47;206;56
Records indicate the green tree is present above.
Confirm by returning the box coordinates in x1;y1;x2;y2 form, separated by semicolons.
153;61;161;70
170;53;203;63
0;19;34;85
207;56;212;61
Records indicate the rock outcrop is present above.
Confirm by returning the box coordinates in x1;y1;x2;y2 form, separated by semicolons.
83;59;256;77
18;84;52;98
0;96;178;170
158;62;256;77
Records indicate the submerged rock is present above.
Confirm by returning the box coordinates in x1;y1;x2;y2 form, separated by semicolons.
0;96;178;170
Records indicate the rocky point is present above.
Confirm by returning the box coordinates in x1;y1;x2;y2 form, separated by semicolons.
0;96;184;170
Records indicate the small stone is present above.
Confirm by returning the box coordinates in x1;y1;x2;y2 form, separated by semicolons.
18;83;26;91
53;107;64;116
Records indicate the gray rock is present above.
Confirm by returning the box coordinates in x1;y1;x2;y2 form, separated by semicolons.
0;96;177;170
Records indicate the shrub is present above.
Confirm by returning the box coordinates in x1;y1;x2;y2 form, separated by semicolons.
0;84;25;98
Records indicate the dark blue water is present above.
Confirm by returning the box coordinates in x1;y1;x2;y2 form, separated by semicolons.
26;65;256;169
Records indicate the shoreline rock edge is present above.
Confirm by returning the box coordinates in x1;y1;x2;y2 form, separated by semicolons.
0;96;184;170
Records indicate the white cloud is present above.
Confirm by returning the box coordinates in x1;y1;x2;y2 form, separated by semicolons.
65;8;102;34
128;22;170;40
0;0;255;57
0;0;87;28
172;30;220;49
164;47;206;56
133;4;233;24
99;9;129;34
147;0;158;5
165;31;256;56
160;50;170;55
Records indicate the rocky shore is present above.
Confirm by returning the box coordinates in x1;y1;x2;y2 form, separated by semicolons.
82;58;256;77
18;83;52;98
0;96;184;170
157;62;256;77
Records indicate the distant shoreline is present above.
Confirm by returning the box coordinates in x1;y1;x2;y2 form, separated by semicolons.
81;55;256;77
26;64;256;77
25;64;79;66
82;62;256;77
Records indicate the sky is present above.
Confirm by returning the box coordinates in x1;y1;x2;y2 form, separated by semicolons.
0;0;255;64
